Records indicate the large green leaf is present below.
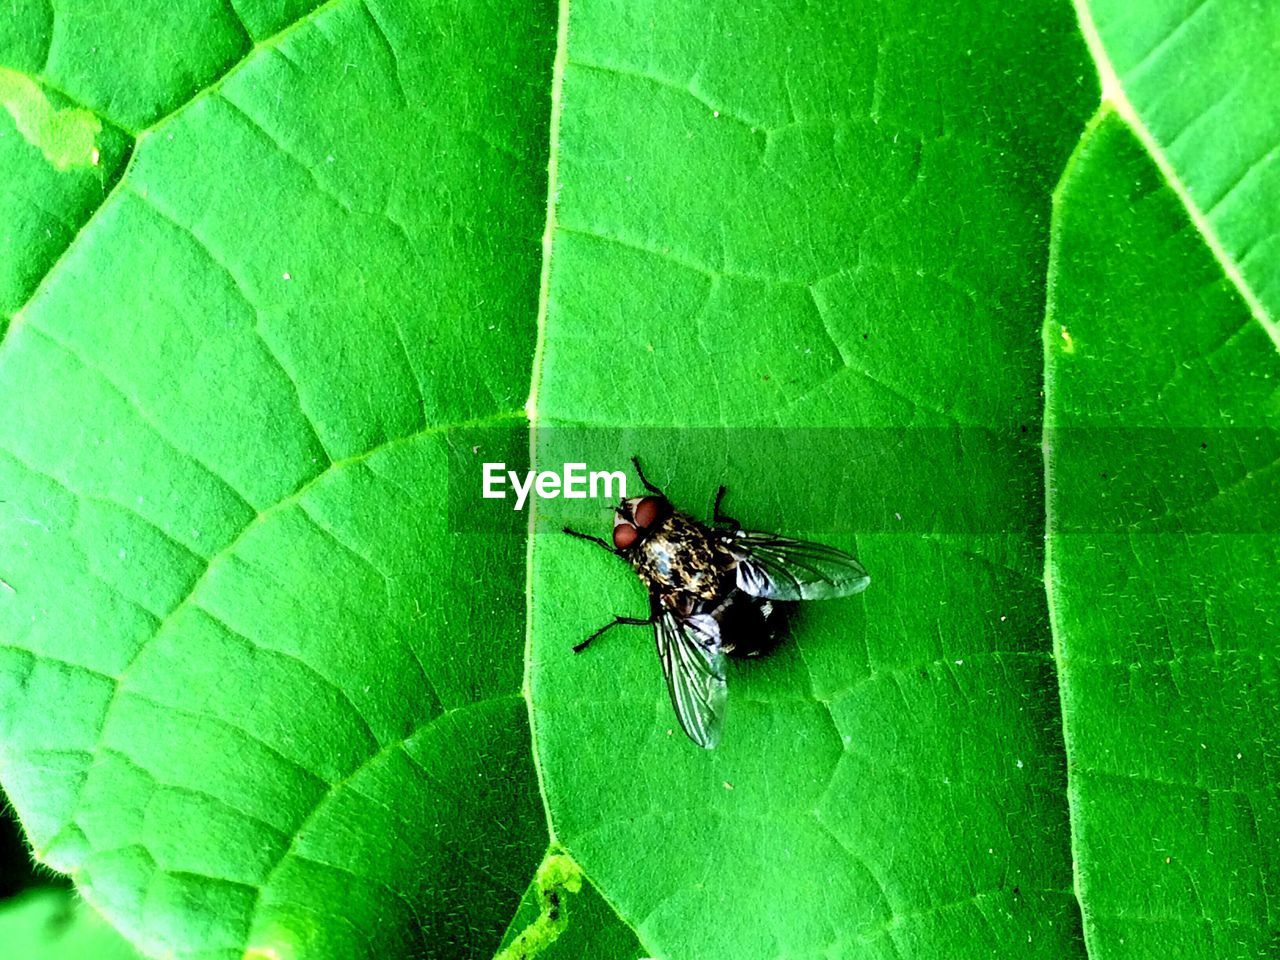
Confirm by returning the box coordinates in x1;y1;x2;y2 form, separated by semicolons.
0;1;1276;958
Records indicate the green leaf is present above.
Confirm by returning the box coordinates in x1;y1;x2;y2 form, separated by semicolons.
1046;110;1280;958
1;1;1277;958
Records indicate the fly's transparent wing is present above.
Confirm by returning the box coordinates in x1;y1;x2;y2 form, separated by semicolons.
655;610;727;749
729;531;870;600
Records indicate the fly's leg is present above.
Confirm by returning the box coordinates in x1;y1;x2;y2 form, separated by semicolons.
563;526;652;651
574;615;653;653
631;456;665;497
712;485;741;529
563;527;614;552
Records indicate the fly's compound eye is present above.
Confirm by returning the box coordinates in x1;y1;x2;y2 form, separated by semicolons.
613;522;638;550
633;497;664;530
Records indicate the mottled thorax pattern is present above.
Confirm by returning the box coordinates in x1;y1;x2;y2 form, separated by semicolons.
632;511;734;608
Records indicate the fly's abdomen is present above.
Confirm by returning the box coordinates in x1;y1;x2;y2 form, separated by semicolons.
708;594;791;658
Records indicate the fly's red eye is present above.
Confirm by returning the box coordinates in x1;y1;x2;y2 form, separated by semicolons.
613;522;638;549
633;497;663;529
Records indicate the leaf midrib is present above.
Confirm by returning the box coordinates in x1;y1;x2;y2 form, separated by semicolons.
519;0;568;838
1070;0;1278;349
515;0;657;954
1041;103;1116;960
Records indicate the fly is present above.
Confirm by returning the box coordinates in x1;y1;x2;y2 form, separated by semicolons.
564;457;870;749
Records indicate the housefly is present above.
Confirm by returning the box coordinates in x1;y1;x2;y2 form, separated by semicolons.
564;458;870;749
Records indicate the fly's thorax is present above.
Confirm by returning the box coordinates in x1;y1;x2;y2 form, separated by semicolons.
632;511;732;600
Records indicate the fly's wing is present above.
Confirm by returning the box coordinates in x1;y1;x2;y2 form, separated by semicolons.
729;530;870;601
655;609;727;749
